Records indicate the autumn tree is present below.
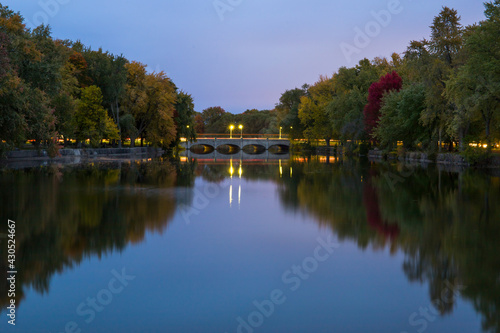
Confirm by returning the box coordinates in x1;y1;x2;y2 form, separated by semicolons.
122;62;177;147
363;71;403;138
194;113;204;134
298;76;336;145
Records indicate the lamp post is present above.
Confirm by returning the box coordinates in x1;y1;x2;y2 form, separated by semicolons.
279;127;282;139
229;125;235;139
238;125;243;139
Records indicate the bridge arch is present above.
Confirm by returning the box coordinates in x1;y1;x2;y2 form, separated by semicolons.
242;144;267;154
268;144;290;154
189;144;215;154
216;144;241;155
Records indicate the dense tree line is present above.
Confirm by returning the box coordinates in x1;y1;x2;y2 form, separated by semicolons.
196;106;279;135
276;2;500;153
0;4;196;155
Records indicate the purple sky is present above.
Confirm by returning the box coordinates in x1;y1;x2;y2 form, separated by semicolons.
3;0;486;113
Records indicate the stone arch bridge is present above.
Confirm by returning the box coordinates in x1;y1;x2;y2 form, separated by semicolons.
181;138;290;152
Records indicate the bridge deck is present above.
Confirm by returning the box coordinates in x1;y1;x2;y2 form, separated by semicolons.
181;138;290;150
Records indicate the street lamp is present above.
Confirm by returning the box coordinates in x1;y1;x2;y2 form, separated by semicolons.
279;127;282;139
238;125;243;139
229;125;235;139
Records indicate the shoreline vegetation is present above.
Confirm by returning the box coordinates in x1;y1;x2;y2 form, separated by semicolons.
1;2;500;168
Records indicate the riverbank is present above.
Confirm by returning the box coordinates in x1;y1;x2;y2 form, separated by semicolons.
314;146;500;168
1;147;164;169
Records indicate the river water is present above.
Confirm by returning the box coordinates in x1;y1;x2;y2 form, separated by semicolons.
0;154;498;333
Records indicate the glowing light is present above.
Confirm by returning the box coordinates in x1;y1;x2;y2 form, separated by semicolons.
238;165;242;179
290;166;293;178
229;185;233;207
483;144;488;148
279;159;283;177
238;124;243;138
229;125;235;139
238;185;241;207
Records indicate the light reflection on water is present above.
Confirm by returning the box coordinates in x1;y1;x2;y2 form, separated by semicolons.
0;155;498;333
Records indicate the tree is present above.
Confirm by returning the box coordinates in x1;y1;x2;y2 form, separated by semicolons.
174;91;196;144
405;7;465;151
298;76;336;145
83;48;128;145
327;59;387;143
143;71;177;147
202;106;226;133
122;62;177;147
363;71;403;138
446;1;500;147
74;85;118;146
374;84;427;150
194;113;204;134
276;86;307;139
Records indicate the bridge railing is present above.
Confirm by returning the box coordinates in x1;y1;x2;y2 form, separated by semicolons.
193;134;290;140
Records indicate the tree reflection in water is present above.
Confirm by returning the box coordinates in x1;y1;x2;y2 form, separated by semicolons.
0;156;499;332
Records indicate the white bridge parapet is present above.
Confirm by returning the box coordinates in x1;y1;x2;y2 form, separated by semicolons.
181;138;290;150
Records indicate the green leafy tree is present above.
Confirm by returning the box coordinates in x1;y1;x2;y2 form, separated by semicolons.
276;86;307;139
298;76;336;145
174;91;196;144
375;84;427;150
446;1;500;148
74;85;118;146
201;106;229;133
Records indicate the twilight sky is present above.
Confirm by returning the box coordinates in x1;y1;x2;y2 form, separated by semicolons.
3;0;486;113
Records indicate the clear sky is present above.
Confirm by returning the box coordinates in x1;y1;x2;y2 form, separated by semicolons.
2;0;487;113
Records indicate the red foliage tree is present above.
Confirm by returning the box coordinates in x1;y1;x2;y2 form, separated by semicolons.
363;71;403;137
194;114;204;134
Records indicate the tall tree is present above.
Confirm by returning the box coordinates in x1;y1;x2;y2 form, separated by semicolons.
276;86;307;139
122;62;177;147
298;76;336;145
445;1;500;147
174;91;196;144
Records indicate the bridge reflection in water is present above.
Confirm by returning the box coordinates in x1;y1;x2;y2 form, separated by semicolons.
181;149;290;161
180;151;293;209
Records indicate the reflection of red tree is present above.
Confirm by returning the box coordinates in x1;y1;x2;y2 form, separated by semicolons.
363;178;400;239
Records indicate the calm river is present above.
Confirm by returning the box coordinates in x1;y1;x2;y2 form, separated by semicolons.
0;154;498;333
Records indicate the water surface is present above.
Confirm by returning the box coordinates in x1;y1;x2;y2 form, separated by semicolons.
0;156;498;333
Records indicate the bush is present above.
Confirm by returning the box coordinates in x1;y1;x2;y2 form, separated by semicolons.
461;147;491;166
